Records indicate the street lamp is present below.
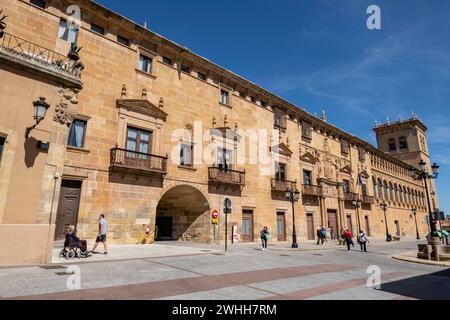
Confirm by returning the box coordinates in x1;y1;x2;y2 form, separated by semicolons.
380;200;391;241
352;196;362;232
25;97;50;138
409;160;440;240
285;187;300;248
411;208;420;240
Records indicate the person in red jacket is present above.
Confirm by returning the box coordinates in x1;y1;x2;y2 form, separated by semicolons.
343;229;354;251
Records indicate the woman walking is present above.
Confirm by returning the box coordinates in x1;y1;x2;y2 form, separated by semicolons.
260;226;270;251
344;229;354;251
358;230;368;252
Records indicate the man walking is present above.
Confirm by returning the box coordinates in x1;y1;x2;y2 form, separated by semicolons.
358;229;368;252
92;214;108;254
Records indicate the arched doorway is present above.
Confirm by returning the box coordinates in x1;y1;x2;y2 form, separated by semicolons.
155;185;211;242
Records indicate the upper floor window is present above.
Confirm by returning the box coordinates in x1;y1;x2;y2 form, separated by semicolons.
261;101;267;107
341;139;349;155
57;18;78;43
274;108;286;130
250;96;256;103
126;127;151;157
358;146;365;161
117;35;130;46
30;0;46;9
239;91;245;98
197;72;206;81
138;54;152;73
342;180;350;193
399;136;408;150
220;90;229;105
163;56;173;66
303;170;312;186
302;121;312;141
388;138;396;151
361;183;367;196
90;23;104;35
67;119;87;148
180;142;193;167
217;148;232;172
0;136;5;162
275;162;287;181
180;64;190;73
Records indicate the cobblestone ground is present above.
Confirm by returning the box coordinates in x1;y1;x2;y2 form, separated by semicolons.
0;240;448;300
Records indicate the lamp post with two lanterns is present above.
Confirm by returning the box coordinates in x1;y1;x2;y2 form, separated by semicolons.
285;187;300;248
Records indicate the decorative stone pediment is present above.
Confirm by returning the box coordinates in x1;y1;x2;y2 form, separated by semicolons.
116;99;167;121
270;142;293;157
340;164;352;175
359;170;370;179
300;151;320;164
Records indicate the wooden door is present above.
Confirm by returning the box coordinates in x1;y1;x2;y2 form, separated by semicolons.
306;213;314;240
395;220;400;237
327;210;338;239
364;216;371;236
346;215;353;234
277;212;286;241
242;210;254;242
55;180;82;240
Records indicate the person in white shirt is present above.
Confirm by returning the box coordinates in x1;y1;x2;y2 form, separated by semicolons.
91;214;108;254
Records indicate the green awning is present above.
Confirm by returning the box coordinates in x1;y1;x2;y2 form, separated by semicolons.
437;230;449;237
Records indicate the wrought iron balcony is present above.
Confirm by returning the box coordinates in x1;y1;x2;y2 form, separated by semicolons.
110;148;167;175
0;32;82;87
208;167;245;186
343;191;358;201
302;184;323;197
271;178;296;192
361;195;375;204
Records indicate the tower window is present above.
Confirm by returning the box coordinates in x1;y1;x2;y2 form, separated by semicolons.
388;138;396;151
399;137;408;150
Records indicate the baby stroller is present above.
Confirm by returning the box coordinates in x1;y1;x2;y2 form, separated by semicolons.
59;228;91;259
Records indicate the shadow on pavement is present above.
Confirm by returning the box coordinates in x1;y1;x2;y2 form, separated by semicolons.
380;269;450;300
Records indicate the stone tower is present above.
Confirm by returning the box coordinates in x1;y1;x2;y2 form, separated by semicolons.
373;114;439;211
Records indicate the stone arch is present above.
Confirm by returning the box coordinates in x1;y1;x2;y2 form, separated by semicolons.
155;183;212;242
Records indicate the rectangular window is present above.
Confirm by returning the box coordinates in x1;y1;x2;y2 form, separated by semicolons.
138;54;152;73
302;121;312;140
180;143;193;167
358;146;365;161
67;119;87;148
343;180;350;193
90;23;104;35
117;35;129;46
220;90;229;105
197;72;206;81
341;139;349;154
126;127;152;159
57;19;78;43
275;162;287;181
30;0;46;9
303;170;312;186
251;97;256;103
261;101;267;107
361;183;367;196
217;148;232;172
181;65;190;73
0;136;5;162
239;91;245;98
163;56;173;66
274;109;286;129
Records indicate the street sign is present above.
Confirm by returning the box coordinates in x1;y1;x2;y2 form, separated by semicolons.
224;198;232;214
212;209;219;219
212;218;218;225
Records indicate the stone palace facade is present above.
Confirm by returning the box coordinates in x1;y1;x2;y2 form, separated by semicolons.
0;0;440;265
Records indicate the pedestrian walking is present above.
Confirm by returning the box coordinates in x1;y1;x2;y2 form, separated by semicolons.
316;227;322;245
91;214;108;254
321;226;328;245
358;230;368;252
344;229;354;251
260;226;270;251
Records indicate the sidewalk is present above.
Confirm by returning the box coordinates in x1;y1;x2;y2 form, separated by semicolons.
392;251;450;267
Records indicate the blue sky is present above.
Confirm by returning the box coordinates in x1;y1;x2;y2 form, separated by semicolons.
97;0;450;213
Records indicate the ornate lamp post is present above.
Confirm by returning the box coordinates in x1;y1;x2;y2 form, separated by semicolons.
409;160;440;240
25;97;50;138
352;196;362;232
411;208;420;240
285;187;300;248
380;200;390;241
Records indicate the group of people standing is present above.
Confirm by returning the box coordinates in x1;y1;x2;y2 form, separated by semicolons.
341;229;369;252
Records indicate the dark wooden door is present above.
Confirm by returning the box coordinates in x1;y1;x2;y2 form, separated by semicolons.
55;180;82;240
242;210;254;242
277;212;286;241
364;216;371;236
346;215;353;234
155;216;173;240
306;213;314;240
395;220;400;237
327;210;338;239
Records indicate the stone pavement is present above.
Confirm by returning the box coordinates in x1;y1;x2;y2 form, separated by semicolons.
0;239;448;300
392;251;450;267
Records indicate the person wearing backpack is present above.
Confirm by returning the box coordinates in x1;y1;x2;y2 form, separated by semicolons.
260;226;270;251
321;226;328;245
343;229;353;251
358;230;368;252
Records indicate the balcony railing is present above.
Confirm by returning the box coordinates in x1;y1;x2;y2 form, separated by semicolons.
343;191;358;201
302;184;323;197
110;148;167;174
0;32;78;77
361;195;375;204
208;167;245;186
271;178;296;192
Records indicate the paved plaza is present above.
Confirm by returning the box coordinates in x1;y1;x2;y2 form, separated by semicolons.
0;239;449;300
